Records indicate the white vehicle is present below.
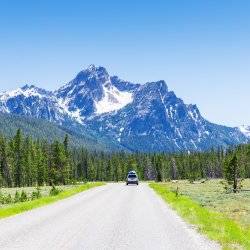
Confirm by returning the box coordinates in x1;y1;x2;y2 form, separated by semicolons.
126;171;139;185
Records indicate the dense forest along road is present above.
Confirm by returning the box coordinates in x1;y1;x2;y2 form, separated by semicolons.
0;183;220;250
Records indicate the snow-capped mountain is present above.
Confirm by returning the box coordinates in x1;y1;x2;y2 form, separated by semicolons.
239;125;250;138
55;65;139;123
0;84;71;124
0;65;248;152
86;79;247;152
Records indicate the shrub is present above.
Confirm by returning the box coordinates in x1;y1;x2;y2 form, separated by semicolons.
5;194;12;204
49;185;61;196
0;192;4;204
14;191;20;203
175;186;180;197
0;192;11;204
20;190;28;202
31;187;41;200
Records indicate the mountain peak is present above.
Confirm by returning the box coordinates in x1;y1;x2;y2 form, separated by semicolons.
139;80;168;94
84;64;108;75
72;65;109;84
87;64;96;71
21;84;37;91
20;84;52;96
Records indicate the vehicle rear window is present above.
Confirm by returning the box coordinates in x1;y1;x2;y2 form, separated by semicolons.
128;174;137;178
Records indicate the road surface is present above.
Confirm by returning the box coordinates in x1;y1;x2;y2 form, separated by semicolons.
0;183;220;250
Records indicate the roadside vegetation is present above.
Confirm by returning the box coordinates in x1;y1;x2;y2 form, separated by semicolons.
162;179;250;228
150;180;250;250
0;182;104;219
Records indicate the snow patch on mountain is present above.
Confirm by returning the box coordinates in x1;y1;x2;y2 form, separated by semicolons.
239;125;250;138
95;83;133;114
57;98;83;123
0;85;48;101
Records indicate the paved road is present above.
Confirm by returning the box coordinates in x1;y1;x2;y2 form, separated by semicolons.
0;183;220;250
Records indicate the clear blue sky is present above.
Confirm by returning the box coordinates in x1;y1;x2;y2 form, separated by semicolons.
0;0;249;127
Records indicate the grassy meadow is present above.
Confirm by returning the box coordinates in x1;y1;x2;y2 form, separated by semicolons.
0;182;104;219
150;179;250;250
163;179;250;228
0;185;75;207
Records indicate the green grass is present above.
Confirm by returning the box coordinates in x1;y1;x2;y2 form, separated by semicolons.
150;182;250;250
0;182;104;219
0;185;80;205
159;179;250;228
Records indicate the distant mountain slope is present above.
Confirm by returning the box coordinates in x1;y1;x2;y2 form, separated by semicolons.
0;65;248;152
86;80;247;152
0;112;125;152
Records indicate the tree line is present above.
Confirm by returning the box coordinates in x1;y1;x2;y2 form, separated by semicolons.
0;129;249;187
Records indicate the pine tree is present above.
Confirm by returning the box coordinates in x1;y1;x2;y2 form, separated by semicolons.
63;134;71;184
0;135;12;187
224;154;240;193
23;137;32;186
13;129;23;187
36;144;46;186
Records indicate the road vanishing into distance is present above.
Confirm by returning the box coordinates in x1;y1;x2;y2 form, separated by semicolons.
0;183;220;250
